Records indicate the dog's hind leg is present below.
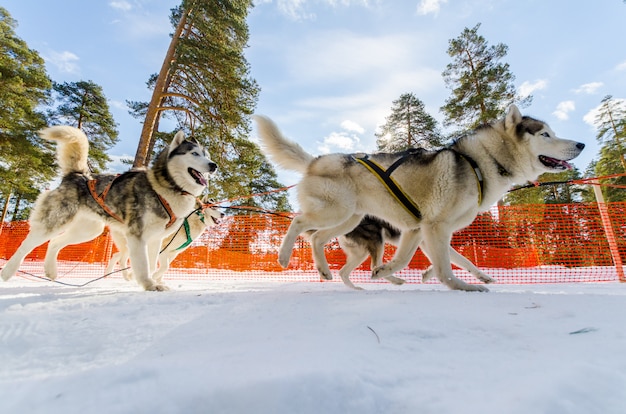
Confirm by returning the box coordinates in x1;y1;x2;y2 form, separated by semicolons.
44;219;104;280
1;227;53;281
107;230;132;280
420;225;488;292
278;216;311;268
372;229;422;285
310;214;364;281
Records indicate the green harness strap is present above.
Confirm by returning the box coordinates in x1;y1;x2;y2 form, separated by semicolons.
175;210;206;251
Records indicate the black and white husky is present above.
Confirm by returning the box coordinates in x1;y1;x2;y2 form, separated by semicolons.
255;105;585;291
1;126;217;291
105;195;223;284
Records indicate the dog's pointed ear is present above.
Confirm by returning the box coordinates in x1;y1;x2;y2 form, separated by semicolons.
169;131;186;151
505;104;522;129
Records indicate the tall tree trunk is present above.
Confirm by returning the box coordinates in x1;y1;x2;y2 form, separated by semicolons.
1;191;11;225
133;7;191;168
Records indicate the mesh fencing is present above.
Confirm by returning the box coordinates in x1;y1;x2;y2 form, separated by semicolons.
1;201;625;286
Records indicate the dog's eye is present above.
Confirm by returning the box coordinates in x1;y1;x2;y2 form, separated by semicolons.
541;132;551;138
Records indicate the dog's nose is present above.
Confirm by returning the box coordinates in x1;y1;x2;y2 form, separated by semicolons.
208;162;218;172
576;142;585;150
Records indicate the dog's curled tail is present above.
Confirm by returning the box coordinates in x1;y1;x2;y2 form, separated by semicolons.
39;126;90;175
253;115;313;173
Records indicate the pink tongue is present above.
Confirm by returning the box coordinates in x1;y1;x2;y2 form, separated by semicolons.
558;159;573;170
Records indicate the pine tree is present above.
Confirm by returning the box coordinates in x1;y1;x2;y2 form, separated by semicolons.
128;0;290;212
0;7;54;223
375;93;443;151
49;80;119;172
132;0;259;168
441;23;530;131
590;95;626;202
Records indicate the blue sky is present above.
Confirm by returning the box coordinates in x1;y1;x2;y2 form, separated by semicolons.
3;0;625;187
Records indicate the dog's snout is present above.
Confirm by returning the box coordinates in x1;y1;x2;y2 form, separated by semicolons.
208;162;218;172
576;142;585;150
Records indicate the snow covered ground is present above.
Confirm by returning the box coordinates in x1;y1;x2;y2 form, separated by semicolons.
1;277;625;414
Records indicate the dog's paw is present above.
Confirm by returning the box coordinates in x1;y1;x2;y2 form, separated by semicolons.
371;264;393;280
476;273;496;284
421;267;434;283
44;271;58;281
385;276;406;285
1;268;12;281
317;267;333;281
144;283;170;292
277;251;291;268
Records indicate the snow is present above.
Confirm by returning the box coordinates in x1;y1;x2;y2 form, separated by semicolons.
1;277;626;414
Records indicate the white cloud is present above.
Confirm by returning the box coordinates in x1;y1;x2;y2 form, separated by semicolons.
340;120;365;134
109;1;132;12
518;79;548;98
317;131;361;153
417;0;448;16
271;0;373;20
45;50;80;74
287;31;425;82
552;101;575;121
573;82;603;95
615;60;626;71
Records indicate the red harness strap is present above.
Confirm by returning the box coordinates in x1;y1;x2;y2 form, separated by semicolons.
87;178;178;229
88;178;124;223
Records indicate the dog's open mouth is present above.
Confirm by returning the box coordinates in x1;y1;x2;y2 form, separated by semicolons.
539;155;573;170
188;168;208;186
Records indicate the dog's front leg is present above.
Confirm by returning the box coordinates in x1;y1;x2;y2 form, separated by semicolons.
372;228;421;285
420;245;495;284
126;235;168;291
421;225;488;292
45;219;104;280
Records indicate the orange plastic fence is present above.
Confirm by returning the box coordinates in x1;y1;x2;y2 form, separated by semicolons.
1;202;625;285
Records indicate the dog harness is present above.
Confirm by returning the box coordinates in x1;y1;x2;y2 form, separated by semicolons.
352;150;423;221
87;177;179;229
353;149;484;222
175;209;206;251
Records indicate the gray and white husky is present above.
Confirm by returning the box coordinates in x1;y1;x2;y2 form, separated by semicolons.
106;195;223;284
1;126;217;291
255;105;585;292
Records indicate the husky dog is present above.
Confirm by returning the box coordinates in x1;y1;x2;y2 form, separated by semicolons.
255;105;584;291
334;215;401;290
1;126;217;291
106;196;223;283
322;215;491;290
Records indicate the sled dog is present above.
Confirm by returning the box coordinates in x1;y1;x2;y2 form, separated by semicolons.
255;105;584;291
1;126;217;291
106;196;223;283
317;214;492;290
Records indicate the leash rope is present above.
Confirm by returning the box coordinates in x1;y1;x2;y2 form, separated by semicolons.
508;173;626;192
